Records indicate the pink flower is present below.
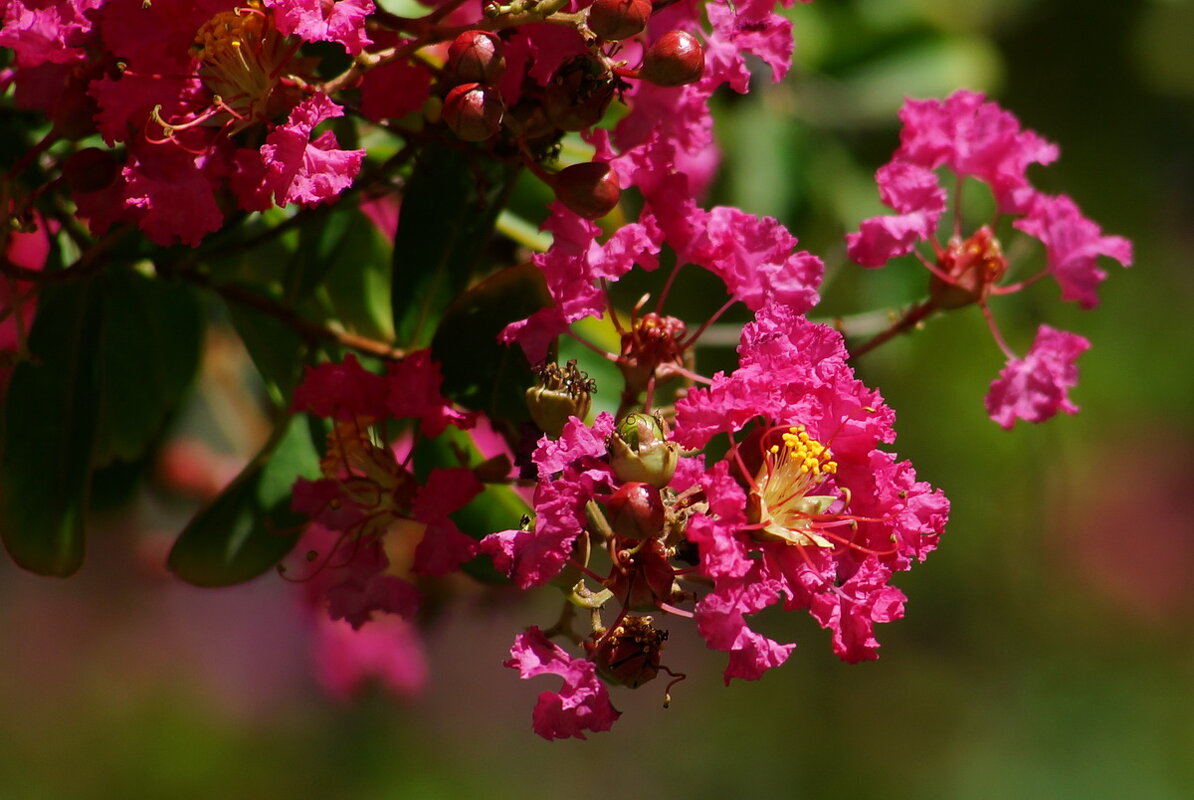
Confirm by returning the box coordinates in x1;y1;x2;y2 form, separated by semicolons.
848;91;1129;307
265;0;374;55
846;162;947;267
288;523;420;628
480;413;616;589
703;0;791;92
674;303;947;676
504;627;621;740
895;89;1058;213
260;93;365;208
985;325;1090;429
292;354;392;420
385;349;476;437
121;141;226;247
311;612;428;700
411;468;482;576
1014;194;1133;309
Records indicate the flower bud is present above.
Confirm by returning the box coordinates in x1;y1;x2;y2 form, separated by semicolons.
609;412;679;487
526;360;596;438
553;161;620;220
604;482;665;540
446;30;506;84
544;53;615;132
590;616;666;689
587;0;652;41
442;82;504;141
640;30;705;87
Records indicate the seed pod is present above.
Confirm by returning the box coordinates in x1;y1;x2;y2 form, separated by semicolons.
442;82;504;141
552;161;621;219
590;616;667;689
640;30;705;87
587;0;652;41
609;412;679;488
543;53;615;132
446;30;506;84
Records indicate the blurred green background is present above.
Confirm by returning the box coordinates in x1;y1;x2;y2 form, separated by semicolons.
3;0;1193;797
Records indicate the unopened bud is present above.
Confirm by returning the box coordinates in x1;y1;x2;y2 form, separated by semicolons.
604;482;665;540
553;161;620;220
640;30;705;87
610;412;679;487
442;82;504;141
446;30;506;84
526;360;596;437
587;0;652;41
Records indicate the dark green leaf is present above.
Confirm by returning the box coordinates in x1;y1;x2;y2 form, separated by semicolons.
225;289;307;404
167;414;320;587
285;206;352;302
93;268;202;465
391;144;519;347
431;261;553;429
319;208;394;341
0;279;104;576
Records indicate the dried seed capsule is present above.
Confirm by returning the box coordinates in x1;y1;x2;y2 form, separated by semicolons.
442;82;504;141
640;30;705;87
552;161;620;220
587;0;652;41
543;53;615;132
446;30;506;84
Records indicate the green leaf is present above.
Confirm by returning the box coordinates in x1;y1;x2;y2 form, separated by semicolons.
318;207;394;341
167;414;320;587
0;279;104;576
391;144;519;347
224;289;307;404
431;261;553;430
285;206;353;302
93;268;202;465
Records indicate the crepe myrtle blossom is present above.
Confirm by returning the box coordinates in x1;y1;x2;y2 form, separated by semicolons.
0;0;367;245
505;627;621;740
845;90;1132;427
489;304;945;737
673;303;948;675
285;353;480;628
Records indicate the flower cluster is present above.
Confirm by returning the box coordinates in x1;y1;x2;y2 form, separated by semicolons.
3;0;367;245
846;90;1132;428
1;0;1133;741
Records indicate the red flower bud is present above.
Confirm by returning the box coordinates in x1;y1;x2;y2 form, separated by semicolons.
552;161;620;220
587;0;652;41
640;30;705;87
442;82;504;141
446;30;506;84
604;481;665;540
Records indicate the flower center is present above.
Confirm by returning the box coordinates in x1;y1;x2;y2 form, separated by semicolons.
748;425;839;547
931;225;1008;309
192;4;295;128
